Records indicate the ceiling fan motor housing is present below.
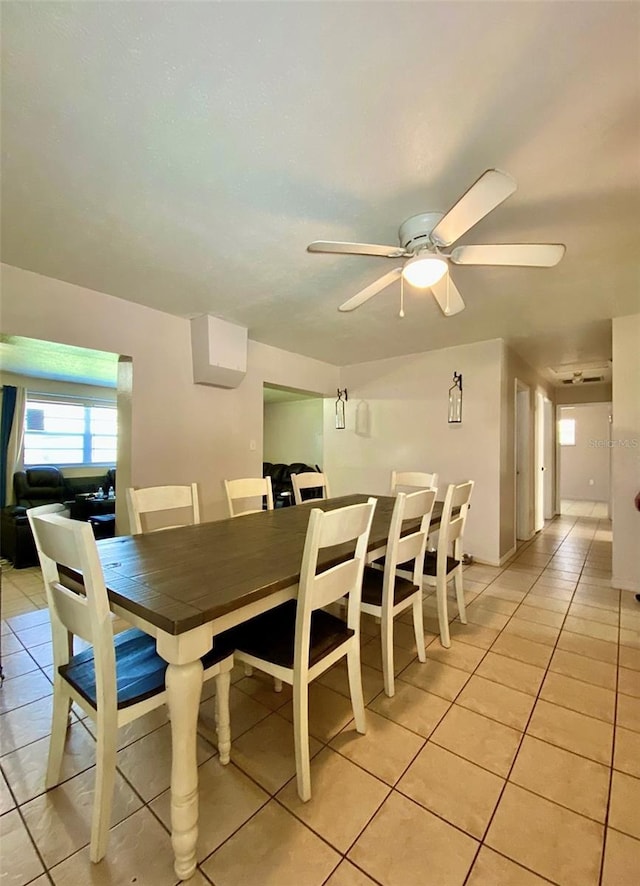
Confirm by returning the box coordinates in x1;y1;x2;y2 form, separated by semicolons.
398;212;445;253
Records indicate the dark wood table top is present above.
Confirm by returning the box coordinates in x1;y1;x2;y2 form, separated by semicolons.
97;494;444;636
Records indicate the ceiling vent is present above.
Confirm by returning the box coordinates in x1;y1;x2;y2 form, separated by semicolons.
561;372;605;385
190;315;247;388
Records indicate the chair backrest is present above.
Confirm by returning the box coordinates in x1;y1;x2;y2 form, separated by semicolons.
390;471;439;495
126;484;200;534
382;489;436;608
295;498;377;673
292;471;330;505
437;481;474;569
29;512;117;710
224;477;274;517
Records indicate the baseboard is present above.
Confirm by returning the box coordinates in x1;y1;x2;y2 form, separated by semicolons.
614;578;640;594
498;545;517;566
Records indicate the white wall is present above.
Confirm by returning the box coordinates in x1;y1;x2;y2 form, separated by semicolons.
559;403;611;502
323;339;503;564
263;398;324;467
0;264;339;529
611;314;640;593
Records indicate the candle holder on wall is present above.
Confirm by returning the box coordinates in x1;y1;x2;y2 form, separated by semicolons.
335;388;348;430
448;372;463;424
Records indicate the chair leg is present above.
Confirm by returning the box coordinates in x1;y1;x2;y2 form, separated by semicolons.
45;678;72;789
381;616;395;697
436;574;451;648
412;596;427;662
90;710;118;863
292;677;311;802
273;678;283;693
454;566;467;623
346;646;367;734
214;668;232;765
244;665;253;677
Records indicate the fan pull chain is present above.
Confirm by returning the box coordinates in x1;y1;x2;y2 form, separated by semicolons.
399;274;405;318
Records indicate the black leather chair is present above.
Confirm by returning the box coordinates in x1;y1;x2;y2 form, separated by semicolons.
13;466;66;507
1;467;68;568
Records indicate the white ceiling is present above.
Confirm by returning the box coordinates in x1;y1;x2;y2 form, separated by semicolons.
2;2;639;375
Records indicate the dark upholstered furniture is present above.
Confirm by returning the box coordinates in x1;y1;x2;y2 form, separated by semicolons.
262;462;321;507
1;466;116;567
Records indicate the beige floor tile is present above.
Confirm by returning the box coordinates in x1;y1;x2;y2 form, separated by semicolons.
369;681;450;737
573;586;620;611
21;766;142;867
12;622;52;648
317;661;385;705
425;640;486;673
620;627;640;650
614;726;640;778
1;721;97;805
231;711;322;795
540;671;615;723
0;694;55;756
360;638;417;674
455;675;534;731
486;783;604;886
569;602;619;626
447;620;499;649
1;649;40;680
349;791;477;886
465;565;503;583
501;618;560;647
510;735;609;822
490;572;537;592
151;757;269;861
522;593;570;614
0;808;45;886
601;828;640;886
330;709;423;785
392;618;437;652
233;672;292;710
202;799;340;886
277;683;357;744
0;633;24;655
619;645;640;671
49;806;178;886
116;721;215;801
324;860;377;886
490;633;553;669
617;693;640;733
609;770;640;840
0;770;16;815
532;576;576;592
466;846;551;885
277;746;389;853
476;652;545;697
527;699;613;765
398;742;503;838
556;631;618;664
528;584;574;602
26;642;54;669
6;608;50;631
84;705;168;752
400;657;470;701
564;615;619;643
466;606;511;631
515;604;566;629
431;703;521;777
549;648;616;690
470;594;521;615
0;670;52;715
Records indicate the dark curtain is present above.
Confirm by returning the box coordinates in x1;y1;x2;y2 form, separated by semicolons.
0;385;18;507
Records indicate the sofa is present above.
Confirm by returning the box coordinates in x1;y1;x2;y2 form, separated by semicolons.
1;466;116;568
262;462;321;507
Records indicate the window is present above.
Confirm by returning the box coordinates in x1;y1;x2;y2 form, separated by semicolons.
558;417;576;446
24;396;117;467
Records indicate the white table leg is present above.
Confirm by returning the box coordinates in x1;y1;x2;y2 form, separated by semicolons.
165;659;204;881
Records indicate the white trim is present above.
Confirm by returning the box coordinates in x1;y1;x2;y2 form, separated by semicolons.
613;577;640;594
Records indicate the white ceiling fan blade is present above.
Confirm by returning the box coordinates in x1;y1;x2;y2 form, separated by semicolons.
450;243;566;267
338;268;403;312
430;169;517;247
430;273;465;317
308;241;405;258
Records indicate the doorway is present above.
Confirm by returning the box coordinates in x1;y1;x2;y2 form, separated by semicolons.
534;391;554;530
557;402;612;518
515;380;532;541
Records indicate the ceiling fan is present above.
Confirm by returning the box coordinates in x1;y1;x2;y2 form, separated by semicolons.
307;169;565;316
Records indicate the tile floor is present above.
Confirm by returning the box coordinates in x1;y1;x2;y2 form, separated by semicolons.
1;512;639;886
560;500;609;519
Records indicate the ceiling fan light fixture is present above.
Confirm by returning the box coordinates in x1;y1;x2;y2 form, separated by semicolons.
402;255;448;288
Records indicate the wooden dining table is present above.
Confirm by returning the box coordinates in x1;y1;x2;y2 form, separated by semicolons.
95;493;445;880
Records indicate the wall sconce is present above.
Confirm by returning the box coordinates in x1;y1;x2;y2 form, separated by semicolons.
448;372;463;423
335;388;348;429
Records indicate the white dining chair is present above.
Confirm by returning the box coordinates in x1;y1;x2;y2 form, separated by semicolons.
361;489;436;696
231;497;377;801
390;470;439;494
399;481;474;648
29;512;233;863
224;476;274;517
126;483;200;534
291;471;330;505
